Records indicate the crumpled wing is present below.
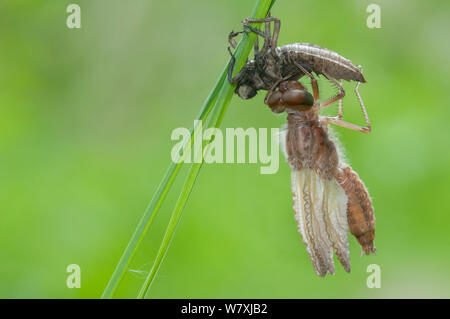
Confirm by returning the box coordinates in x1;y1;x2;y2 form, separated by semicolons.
291;169;350;276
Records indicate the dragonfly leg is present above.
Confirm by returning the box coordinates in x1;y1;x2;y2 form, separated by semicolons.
312;72;345;112
338;80;343;119
323;117;371;134
325;68;371;133
290;57;319;101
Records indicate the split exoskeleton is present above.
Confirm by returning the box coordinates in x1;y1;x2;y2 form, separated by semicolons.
228;16;371;134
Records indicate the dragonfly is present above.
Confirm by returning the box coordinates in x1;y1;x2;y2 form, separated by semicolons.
265;74;375;276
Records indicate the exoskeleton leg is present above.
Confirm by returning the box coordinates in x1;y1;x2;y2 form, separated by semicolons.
243;24;270;53
228;30;243;49
334;68;371;133
243;16;280;50
228;28;261;54
254;36;259;54
312;72;346;112
227;47;246;84
290;56;319;101
354;65;371;132
227;28;259;78
315;74;369;133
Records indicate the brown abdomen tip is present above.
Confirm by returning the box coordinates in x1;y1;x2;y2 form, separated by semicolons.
335;164;375;255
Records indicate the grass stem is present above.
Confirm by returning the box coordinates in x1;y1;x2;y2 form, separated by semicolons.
102;0;277;299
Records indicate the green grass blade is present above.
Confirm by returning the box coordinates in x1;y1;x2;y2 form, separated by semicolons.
136;0;277;299
137;79;234;299
101;70;226;299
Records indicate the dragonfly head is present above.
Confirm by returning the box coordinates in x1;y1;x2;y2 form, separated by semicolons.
267;81;314;113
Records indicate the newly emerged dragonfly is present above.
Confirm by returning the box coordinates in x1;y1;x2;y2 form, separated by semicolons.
227;15;375;276
265;75;375;276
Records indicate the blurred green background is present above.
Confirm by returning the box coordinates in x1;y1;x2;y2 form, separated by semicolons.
1;0;450;298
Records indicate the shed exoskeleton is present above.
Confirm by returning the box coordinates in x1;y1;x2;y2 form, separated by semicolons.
228;16;371;133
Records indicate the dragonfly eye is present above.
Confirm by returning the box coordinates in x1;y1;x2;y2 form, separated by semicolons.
283;89;314;108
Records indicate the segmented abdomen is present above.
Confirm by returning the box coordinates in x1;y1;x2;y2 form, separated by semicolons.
335;163;375;255
277;43;366;83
